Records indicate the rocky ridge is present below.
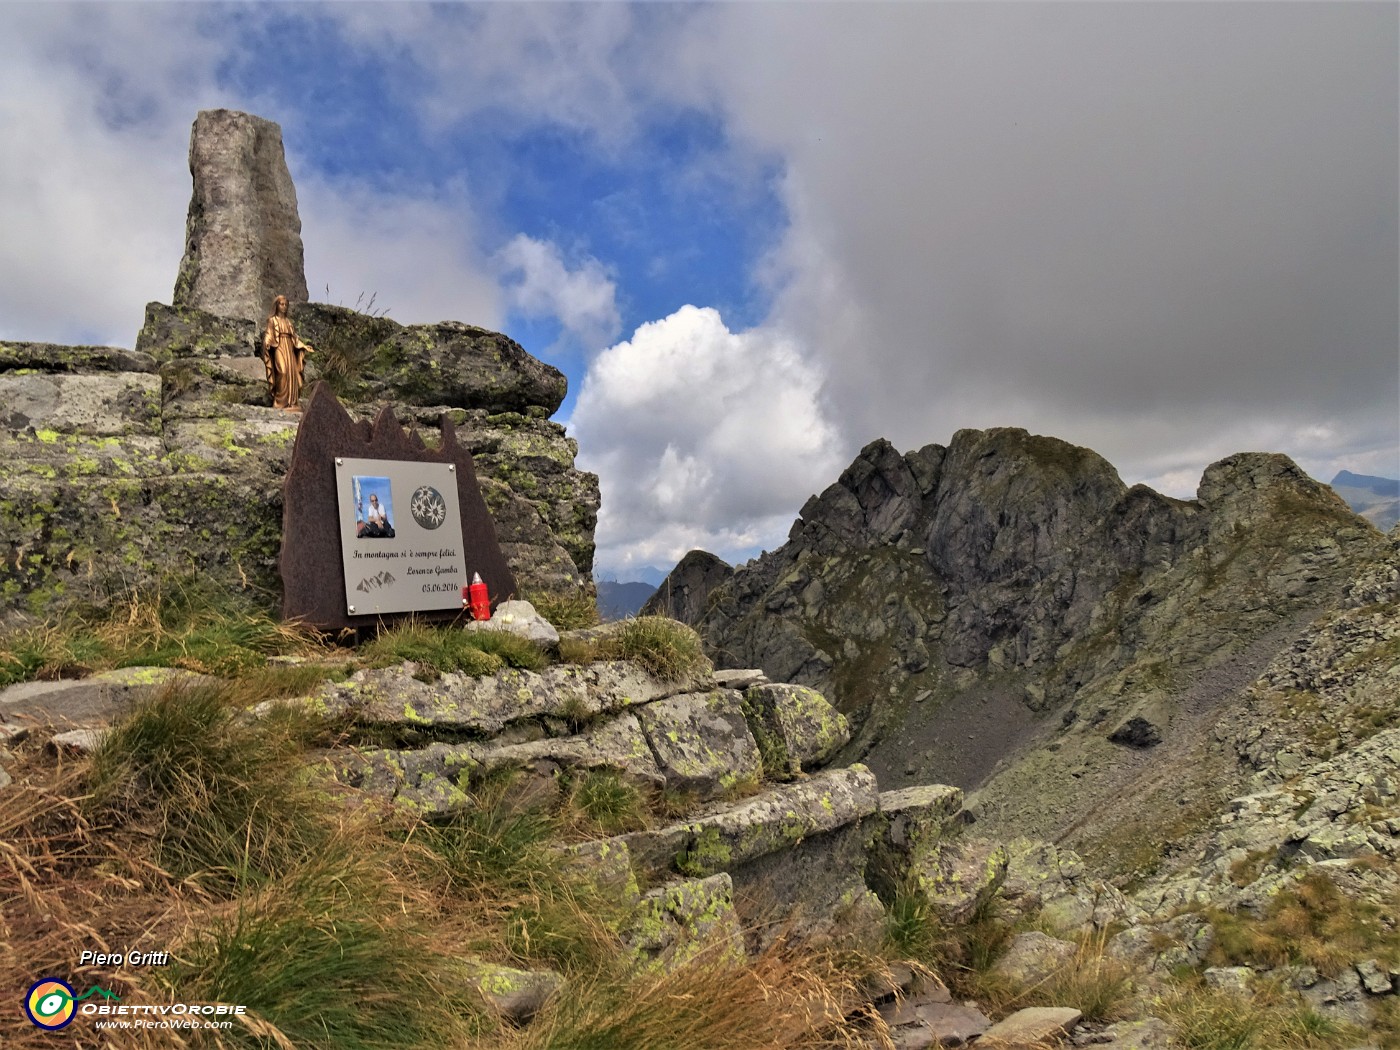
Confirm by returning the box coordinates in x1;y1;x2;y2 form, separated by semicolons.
0;616;1165;1047
646;429;1390;860
10;592;1400;1044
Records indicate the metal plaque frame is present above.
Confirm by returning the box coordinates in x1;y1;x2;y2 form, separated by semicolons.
334;457;469;615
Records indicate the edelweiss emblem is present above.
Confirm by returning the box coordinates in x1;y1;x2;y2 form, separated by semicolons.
409;485;448;529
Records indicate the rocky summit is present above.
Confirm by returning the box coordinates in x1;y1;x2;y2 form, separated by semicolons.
0;111;597;620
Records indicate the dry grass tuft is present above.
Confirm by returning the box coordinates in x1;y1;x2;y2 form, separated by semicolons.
501;938;893;1050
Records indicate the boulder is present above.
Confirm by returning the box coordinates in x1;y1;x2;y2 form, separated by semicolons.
635;690;762;799
866;784;965;902
464;599;561;649
904;837;1009;925
554;838;641;910
289;303;567;415
981;1006;1082;1044
174;110;308;323
461;961;562;1024
714;669;768;690
1000;838;1135;932
990;931;1077;987
623;873;745;973
879;997;990;1049
134;302;259;363
740;682;849;778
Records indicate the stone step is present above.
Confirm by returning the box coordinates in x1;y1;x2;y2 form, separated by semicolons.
302;660;711;735
612;764;880;879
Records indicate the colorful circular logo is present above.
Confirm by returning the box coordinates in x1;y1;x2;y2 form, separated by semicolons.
410;485;448;529
25;979;76;1029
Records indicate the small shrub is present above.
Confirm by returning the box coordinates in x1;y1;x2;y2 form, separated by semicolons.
558;635;599;665
980;929;1132;1023
360;621;504;679
651;783;704;822
422;773;621;976
1158;978;1364;1050
884;888;943;960
592;617;710;682
0;578;325;684
465;628;549;671
1206;871;1389;976
510;938;885;1050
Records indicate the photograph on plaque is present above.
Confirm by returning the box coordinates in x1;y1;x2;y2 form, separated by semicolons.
352;475;397;538
335;458;469;616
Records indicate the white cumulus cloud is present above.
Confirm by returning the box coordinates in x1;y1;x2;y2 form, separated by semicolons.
570;305;845;574
495;234;621;350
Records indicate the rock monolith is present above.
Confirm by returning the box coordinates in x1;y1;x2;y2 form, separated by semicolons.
173;109;308;323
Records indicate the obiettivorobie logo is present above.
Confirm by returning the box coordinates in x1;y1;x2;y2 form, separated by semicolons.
24;979;120;1030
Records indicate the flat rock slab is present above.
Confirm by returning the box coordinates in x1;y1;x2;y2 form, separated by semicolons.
0;668;212;728
883;1000;991;1048
714;669;768;690
310;660;707;735
0;341;157;374
336;711;670;816
981;1006;1082;1044
616;764;880;878
474;712;661;786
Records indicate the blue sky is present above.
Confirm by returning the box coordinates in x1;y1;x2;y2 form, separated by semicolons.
1;3;1396;579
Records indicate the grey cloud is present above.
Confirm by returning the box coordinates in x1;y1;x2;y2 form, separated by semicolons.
685;2;1398;489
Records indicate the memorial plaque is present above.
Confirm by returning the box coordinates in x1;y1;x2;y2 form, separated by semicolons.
335;458;469;615
280;383;517;631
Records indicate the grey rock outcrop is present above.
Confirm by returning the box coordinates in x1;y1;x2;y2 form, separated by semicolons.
174;110;308;323
290;303;567;416
1;284;590;616
641;549;734;622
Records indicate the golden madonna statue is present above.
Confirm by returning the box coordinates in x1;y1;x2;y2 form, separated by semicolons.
261;295;314;411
